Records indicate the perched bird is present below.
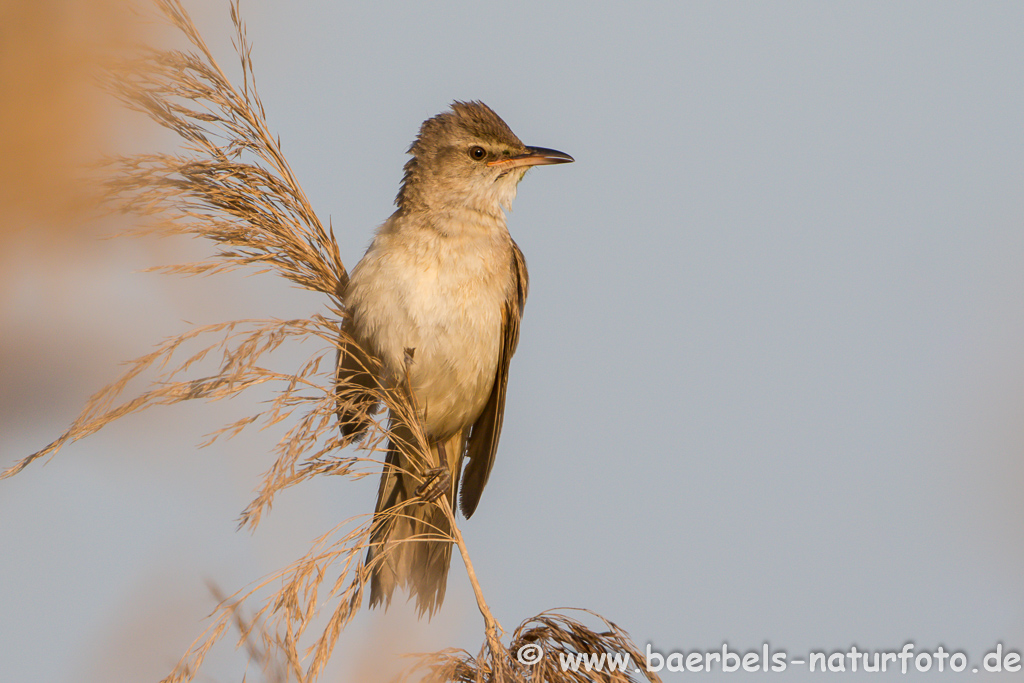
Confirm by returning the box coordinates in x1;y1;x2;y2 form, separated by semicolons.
336;101;572;615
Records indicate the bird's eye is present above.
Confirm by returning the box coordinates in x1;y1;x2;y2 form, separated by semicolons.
469;146;487;160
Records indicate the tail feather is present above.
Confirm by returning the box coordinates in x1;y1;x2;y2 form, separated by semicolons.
367;425;465;616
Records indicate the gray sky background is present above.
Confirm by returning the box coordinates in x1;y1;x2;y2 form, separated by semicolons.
2;1;1023;681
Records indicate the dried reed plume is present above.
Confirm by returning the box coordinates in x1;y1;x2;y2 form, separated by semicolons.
1;1;659;681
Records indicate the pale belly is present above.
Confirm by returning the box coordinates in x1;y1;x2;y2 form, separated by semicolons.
347;226;511;439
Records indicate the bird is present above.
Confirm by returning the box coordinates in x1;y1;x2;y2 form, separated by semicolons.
335;101;572;616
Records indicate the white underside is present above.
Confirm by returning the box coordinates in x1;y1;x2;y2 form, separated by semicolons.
346;209;513;439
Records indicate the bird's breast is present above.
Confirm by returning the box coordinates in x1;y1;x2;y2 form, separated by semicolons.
347;217;514;439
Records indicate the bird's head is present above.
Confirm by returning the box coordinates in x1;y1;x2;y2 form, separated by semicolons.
396;101;573;216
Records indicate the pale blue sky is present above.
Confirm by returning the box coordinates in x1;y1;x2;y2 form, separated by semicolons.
2;1;1023;680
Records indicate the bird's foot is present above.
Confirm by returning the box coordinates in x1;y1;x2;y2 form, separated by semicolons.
416;466;451;503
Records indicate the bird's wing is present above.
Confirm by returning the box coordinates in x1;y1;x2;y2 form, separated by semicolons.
335;316;381;441
459;240;529;518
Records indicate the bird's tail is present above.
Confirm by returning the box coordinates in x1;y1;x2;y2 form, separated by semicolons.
366;424;465;616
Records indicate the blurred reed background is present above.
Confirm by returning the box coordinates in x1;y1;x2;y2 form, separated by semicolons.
3;1;1023;681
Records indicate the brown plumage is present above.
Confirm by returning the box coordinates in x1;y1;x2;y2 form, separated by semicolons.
336;101;572;615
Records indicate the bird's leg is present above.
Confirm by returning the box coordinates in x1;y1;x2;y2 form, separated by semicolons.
416;466;450;502
401;345;450;502
416;439;451;503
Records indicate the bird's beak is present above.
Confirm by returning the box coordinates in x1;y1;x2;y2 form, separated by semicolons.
488;146;574;169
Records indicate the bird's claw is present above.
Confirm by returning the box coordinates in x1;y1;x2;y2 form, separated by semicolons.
416;466;450;503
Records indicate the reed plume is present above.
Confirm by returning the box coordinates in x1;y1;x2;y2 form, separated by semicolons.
2;2;659;681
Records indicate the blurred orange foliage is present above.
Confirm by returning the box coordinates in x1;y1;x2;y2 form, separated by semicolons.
0;0;153;239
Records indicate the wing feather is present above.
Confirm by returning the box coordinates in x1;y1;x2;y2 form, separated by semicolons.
459;240;528;518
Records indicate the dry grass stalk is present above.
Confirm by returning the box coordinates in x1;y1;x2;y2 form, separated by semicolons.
2;1;657;681
210;583;289;683
401;610;661;683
